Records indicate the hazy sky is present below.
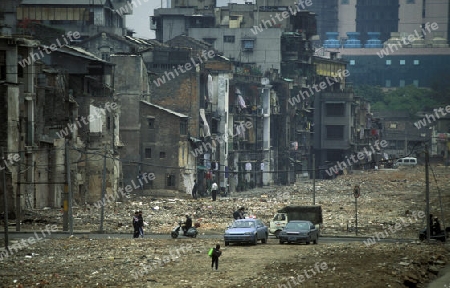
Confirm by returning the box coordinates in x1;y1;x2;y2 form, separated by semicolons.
126;0;165;39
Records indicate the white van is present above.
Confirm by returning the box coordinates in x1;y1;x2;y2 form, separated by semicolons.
394;157;417;167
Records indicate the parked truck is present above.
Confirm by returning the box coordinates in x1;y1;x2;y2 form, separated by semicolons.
269;205;323;238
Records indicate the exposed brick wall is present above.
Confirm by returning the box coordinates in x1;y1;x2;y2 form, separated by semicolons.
140;102;188;192
150;71;200;138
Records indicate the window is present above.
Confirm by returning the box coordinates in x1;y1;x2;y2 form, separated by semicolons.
180;120;187;135
160;152;166;158
389;123;397;129
400;60;405;65
242;39;255;51
101;53;110;61
349;60;355;65
341;0;349;4
326;125;344;140
385;60;391;65
326;103;345;117
166;174;175;187
147;118;155;128
399;80;405;87
413;80;419;87
385;80;391;87
413;60;420;65
145;148;152;159
224;35;235;43
406;0;415;3
211;118;219;134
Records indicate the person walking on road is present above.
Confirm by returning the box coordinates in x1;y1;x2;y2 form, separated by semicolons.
211;243;222;271
211;182;218;201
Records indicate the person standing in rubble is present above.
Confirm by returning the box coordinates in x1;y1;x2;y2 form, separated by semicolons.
211;181;218;201
132;211;140;238
433;216;441;235
192;179;198;199
138;210;144;238
233;207;245;220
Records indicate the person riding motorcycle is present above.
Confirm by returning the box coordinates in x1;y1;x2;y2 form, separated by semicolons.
182;214;192;235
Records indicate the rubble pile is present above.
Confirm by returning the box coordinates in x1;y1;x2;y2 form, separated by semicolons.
0;237;448;288
18;166;450;238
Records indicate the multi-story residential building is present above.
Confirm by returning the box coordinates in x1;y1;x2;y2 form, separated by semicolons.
152;0;375;185
139;101;189;191
0;34;120;214
39;45;120;206
9;0;132;38
0;36;36;212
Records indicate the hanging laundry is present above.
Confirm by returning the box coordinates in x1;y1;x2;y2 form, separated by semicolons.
208;74;213;102
237;94;246;109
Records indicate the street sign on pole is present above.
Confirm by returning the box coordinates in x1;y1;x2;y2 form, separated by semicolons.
353;185;360;198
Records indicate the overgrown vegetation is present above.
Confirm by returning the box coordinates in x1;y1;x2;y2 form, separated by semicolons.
355;75;450;116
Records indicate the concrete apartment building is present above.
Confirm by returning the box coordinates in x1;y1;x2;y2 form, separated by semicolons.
152;0;378;184
2;0;132;38
0;35;120;213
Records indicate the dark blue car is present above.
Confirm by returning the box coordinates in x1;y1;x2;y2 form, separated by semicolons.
279;220;319;245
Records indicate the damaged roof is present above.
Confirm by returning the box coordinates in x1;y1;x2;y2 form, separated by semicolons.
56;45;113;64
140;101;188;118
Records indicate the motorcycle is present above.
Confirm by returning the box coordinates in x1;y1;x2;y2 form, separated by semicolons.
171;221;198;238
419;226;450;242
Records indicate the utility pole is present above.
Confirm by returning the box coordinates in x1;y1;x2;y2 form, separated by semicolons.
312;154;315;205
99;145;107;233
355;197;358;236
15;150;21;232
425;144;430;241
2;147;9;252
66;141;73;235
63;142;69;231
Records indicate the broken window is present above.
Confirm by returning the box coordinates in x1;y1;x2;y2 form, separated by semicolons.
166;174;175;187
160;152;166;158
147;117;155;129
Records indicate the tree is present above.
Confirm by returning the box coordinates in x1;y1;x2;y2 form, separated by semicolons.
355;85;438;116
354;85;384;103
